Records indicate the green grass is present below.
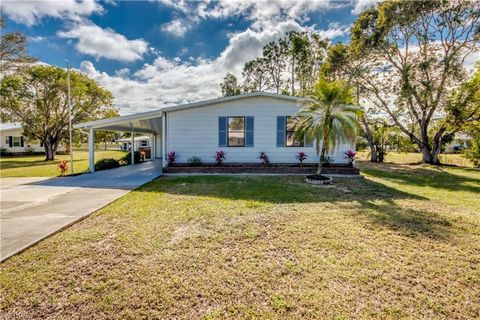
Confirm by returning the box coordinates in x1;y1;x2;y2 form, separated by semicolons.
0;150;126;177
358;151;473;167
1;158;479;319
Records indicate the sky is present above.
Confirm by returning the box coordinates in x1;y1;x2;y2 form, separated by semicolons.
1;0;387;115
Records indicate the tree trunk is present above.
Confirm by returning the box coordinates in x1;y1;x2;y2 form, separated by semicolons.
420;144;433;163
44;143;54;161
291;57;295;95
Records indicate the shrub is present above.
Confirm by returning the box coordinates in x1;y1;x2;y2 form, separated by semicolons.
95;158;120;171
0;147;11;156
167;151;176;166
187;156;203;166
122;151;142;165
58;160;68;176
24;145;35;155
296;151;308;166
463;136;480;167
259;152;270;166
320;155;333;166
215;150;226;165
345;149;357;167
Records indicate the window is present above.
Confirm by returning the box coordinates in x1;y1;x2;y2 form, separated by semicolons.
5;136;9;145
13;136;21;147
228;117;245;147
141;140;148;147
285;117;304;147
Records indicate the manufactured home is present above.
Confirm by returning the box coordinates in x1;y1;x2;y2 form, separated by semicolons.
74;92;355;172
0;123;65;154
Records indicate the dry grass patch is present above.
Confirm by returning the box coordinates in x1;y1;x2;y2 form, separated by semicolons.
1;162;479;319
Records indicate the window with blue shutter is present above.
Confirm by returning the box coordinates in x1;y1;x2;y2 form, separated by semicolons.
245;117;254;147
276;116;286;147
218;117;227;147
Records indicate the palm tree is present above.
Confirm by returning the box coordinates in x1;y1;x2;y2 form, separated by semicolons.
295;78;361;175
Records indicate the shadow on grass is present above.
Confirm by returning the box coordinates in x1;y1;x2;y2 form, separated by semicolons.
141;173;453;240
0;158;87;170
360;162;480;194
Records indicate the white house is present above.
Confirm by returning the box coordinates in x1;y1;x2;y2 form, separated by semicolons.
116;136;151;151
0;123;66;154
74;92;355;172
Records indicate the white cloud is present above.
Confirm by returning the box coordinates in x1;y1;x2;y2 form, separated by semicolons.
78;19;336;115
464;50;480;72
316;22;350;39
58;22;149;62
351;0;380;15
1;0;103;26
161;19;191;37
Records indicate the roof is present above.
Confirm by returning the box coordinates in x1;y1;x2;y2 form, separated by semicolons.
116;135;151;142
160;91;300;113
0;123;22;131
74;92;300;131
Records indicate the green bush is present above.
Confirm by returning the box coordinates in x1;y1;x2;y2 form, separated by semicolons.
463;136;480;167
121;151;142;165
187;156;203;166
0;148;11;156
95;158;120;171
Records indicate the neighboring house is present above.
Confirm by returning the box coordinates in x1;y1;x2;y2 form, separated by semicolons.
116;136;151;151
0;123;65;155
444;133;472;153
1;123;41;154
75;92;355;172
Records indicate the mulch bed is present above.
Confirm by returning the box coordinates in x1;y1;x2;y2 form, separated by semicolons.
164;163;360;175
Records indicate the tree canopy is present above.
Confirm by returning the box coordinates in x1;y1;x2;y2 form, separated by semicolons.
0;65;118;160
0;16;36;73
326;0;480;164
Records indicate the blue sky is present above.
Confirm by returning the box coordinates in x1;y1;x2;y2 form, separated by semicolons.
2;0;378;114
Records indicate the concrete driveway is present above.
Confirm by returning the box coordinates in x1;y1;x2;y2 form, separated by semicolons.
0;161;162;261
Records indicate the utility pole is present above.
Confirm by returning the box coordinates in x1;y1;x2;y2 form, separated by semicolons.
67;60;74;175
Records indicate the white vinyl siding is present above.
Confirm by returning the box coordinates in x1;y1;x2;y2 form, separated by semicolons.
165;96;353;164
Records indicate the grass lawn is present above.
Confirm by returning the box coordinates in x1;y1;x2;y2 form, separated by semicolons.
1;161;479;319
0;150;126;177
358;151;473;167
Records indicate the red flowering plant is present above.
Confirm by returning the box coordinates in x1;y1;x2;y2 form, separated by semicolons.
296;151;308;167
345;149;357;167
259;152;270;166
166;151;176;166
215;150;226;165
58;160;69;176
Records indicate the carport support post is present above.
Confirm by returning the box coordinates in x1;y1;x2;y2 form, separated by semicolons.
131;124;135;166
88;128;95;173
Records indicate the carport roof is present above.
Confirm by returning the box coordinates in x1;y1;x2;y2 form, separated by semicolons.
74;92;301;133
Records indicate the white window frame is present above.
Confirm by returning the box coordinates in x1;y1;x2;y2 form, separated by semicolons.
13;136;21;147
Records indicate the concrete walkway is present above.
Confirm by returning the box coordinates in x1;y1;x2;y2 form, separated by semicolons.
0;161;162;261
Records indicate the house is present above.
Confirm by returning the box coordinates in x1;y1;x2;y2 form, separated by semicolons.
444;133;471;153
74;92;355;172
0;123;65;154
116;136;151;151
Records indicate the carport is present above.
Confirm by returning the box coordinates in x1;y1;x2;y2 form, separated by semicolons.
74;110;166;172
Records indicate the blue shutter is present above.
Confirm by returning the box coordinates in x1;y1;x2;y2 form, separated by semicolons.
218;117;227;147
8;136;12;148
304;136;313;147
276;116;285;147
245;117;254;147
20;136;24;147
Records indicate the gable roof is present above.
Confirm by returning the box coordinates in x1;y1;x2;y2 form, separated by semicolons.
74;92;300;131
161;91;300;113
0;123;22;131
